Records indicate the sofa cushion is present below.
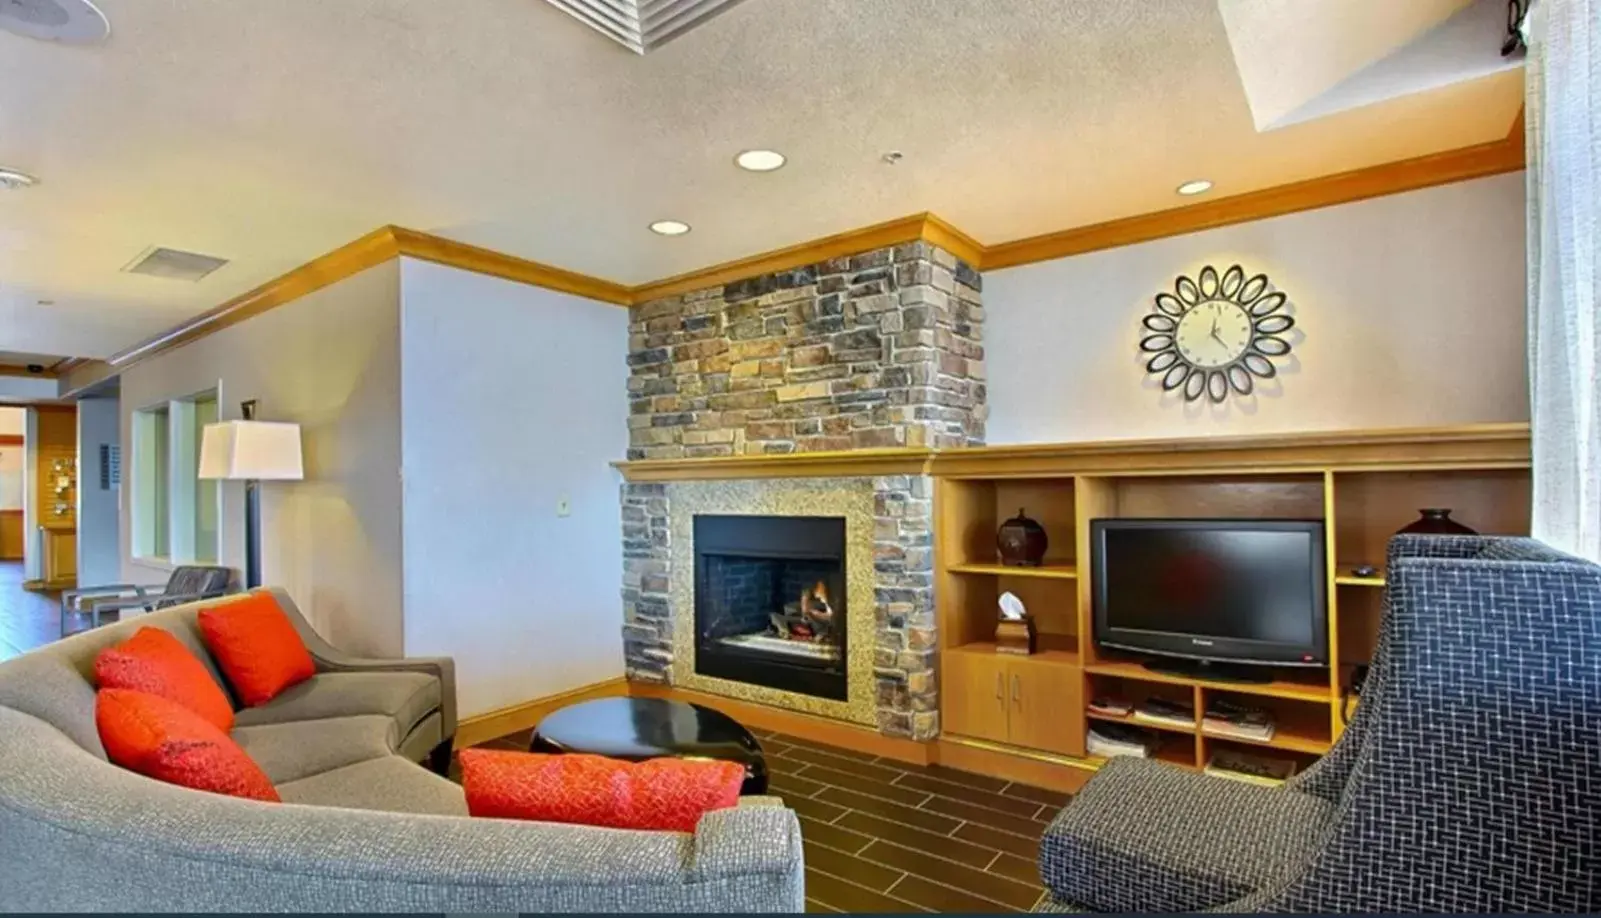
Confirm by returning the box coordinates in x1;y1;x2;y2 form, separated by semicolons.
94;627;235;732
1039;757;1333;913
231;714;396;785
460;749;745;833
96;689;278;803
0;653;106;759
198;592;315;706
232;671;439;737
277;755;467;816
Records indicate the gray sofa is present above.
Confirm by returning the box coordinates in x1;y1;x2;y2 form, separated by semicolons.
0;588;804;912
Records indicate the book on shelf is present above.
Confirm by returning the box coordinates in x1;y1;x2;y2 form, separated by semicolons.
1087;696;1133;717
1131;697;1195;728
1204;749;1299;786
1201;698;1277;741
1087;723;1160;759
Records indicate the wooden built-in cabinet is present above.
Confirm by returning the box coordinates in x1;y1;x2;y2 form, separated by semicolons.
932;424;1532;776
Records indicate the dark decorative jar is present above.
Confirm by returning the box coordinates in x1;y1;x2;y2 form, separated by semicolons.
1397;508;1478;536
997;508;1048;567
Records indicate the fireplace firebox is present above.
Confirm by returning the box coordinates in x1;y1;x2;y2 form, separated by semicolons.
693;514;847;700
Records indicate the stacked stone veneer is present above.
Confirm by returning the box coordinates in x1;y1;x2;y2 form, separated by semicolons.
621;473;938;740
626;241;985;458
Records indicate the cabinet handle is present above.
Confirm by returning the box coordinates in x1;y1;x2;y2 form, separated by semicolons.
1012;674;1021;707
995;672;1004;700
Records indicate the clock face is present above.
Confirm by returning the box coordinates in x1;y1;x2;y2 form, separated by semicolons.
1139;265;1295;403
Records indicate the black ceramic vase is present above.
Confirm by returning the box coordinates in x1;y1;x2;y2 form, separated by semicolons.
998;508;1048;566
1398;508;1477;536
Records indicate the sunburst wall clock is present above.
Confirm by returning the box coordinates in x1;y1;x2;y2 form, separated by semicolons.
1139;265;1294;403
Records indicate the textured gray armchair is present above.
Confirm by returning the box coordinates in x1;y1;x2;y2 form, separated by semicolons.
1035;535;1601;913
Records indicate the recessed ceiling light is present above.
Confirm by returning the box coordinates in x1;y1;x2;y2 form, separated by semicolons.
735;149;786;172
649;220;691;236
0;167;39;190
1176;179;1214;196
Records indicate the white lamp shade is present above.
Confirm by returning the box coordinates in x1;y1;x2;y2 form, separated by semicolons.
198;420;304;481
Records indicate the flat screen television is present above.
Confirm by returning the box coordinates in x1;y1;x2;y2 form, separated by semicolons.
1090;519;1328;676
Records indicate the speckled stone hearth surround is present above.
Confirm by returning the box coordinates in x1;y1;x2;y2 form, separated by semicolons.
621;475;937;739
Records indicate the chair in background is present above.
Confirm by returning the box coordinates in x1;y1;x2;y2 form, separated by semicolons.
1034;534;1601;913
59;565;236;636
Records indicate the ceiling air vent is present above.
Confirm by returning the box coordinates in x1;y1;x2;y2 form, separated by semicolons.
122;246;229;282
545;0;747;54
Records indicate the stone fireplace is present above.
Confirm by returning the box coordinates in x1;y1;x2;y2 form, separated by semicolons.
619;237;984;740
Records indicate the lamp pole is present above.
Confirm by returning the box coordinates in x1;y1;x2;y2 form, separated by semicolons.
240;399;262;589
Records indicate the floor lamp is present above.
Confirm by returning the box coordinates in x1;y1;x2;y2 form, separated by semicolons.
198;400;303;590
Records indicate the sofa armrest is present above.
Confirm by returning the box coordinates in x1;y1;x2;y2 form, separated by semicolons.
264;587;457;741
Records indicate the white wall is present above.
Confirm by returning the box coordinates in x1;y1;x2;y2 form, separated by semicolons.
985;174;1528;443
119;262;404;655
76;396;121;585
399;257;628;718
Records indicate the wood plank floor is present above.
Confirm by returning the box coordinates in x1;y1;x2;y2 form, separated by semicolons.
0;562;61;661
474;725;1071;914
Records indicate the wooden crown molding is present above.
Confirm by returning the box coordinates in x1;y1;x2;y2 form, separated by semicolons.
627;213;975;304
60;127;1525;397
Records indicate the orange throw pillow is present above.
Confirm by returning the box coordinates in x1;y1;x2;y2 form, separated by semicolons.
459;749;744;833
197;592;315;707
94;626;235;732
96;688;279;802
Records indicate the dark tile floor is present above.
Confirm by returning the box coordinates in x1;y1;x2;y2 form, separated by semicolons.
473;725;1070;914
0;562;60;661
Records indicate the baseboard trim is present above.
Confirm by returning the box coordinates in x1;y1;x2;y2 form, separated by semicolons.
936;736;1097;794
454;676;630;749
626;680;937;766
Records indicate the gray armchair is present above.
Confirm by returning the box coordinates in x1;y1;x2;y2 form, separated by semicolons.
60;565;236;636
1035;535;1601;913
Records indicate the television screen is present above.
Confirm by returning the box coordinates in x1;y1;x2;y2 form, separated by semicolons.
1091;519;1327;667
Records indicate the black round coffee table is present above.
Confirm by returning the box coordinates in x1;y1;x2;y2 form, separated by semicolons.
530;697;769;795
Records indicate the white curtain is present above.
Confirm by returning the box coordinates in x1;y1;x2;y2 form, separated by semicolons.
1526;0;1601;562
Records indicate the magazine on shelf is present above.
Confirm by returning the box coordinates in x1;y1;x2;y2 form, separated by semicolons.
1087;723;1160;759
1202;697;1277;741
1131;697;1195;728
1088;696;1133;717
1204;749;1299;786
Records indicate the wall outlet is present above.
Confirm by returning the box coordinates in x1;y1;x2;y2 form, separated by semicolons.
556;496;572;517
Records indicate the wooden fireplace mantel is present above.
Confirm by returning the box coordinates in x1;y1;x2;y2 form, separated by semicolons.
611;423;1530;483
612;447;937;482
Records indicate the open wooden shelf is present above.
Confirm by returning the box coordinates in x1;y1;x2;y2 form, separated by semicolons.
1085;659;1333;703
948;562;1078;579
1086;709;1196;737
1334;563;1386;587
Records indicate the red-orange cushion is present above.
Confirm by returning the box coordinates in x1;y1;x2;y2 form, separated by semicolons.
197;592;315;707
95;688;279;802
94;626;235;732
459;749;744;832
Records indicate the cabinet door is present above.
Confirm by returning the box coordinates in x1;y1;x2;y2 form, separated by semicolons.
1008;661;1085;756
942;651;1011;743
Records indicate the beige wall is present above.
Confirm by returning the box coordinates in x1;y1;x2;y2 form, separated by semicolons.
118;262;404;656
984;173;1528;443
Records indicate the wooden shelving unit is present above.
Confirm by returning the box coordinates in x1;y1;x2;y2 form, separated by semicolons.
932;424;1531;775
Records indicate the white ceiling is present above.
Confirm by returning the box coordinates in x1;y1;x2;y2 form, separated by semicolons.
0;0;1523;360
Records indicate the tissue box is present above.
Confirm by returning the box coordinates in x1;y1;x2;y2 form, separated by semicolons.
994;617;1036;655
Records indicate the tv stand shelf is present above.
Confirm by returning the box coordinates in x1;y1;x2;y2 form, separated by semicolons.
1084;660;1332;703
932;424;1530;774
